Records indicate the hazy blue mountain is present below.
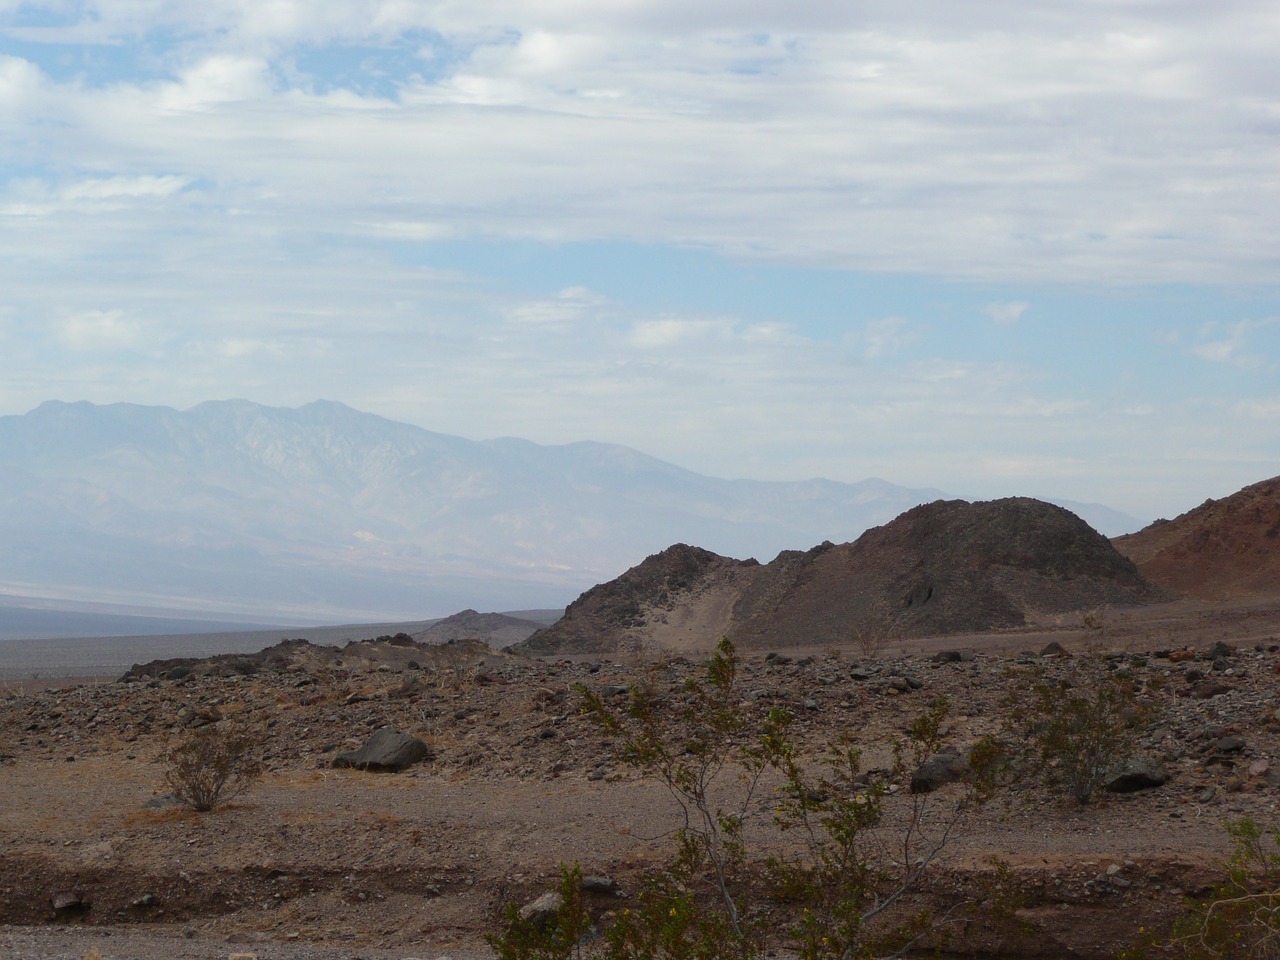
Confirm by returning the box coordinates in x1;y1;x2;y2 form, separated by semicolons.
0;400;1133;623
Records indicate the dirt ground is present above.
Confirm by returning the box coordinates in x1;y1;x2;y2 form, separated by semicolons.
3;597;1280;959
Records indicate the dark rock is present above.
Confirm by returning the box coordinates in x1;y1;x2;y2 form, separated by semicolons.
1040;641;1070;657
332;728;432;772
932;651;963;663
1214;735;1247;754
911;750;968;794
1207;641;1235;660
163;666;192;681
581;875;618;894
1104;757;1169;793
1190;682;1232;700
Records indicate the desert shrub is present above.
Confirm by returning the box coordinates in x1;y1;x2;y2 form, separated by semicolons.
1001;656;1153;804
848;599;900;660
488;864;591;960
162;726;262;812
490;640;998;960
1126;818;1280;959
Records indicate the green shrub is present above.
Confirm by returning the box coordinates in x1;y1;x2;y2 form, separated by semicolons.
1002;656;1153;804
490;640;998;960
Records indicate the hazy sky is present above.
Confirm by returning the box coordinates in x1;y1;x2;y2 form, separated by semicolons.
2;1;1278;521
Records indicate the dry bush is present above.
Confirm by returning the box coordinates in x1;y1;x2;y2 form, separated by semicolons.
162;726;263;812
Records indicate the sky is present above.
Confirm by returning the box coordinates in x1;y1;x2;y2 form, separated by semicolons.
1;1;1278;523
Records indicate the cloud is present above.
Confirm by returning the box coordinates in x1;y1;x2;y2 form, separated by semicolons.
1190;318;1277;368
861;317;914;359
627;316;736;349
985;301;1029;325
0;3;1276;282
507;286;606;327
58;310;141;352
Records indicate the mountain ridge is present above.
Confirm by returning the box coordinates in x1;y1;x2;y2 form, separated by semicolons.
0;399;1013;622
514;497;1171;657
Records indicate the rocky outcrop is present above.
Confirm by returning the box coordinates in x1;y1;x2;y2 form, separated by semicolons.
517;499;1171;656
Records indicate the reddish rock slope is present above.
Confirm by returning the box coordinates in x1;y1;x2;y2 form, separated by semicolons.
1114;476;1280;601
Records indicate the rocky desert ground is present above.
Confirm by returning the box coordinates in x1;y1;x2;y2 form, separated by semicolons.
3;595;1280;960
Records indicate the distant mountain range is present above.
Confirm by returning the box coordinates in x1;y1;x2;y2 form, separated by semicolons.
0;400;1141;626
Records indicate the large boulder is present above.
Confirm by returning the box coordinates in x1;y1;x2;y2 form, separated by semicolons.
911;750;968;794
1104;757;1169;793
332;728;432;772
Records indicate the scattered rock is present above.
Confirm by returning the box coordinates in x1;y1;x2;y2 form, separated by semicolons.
1104;757;1170;793
581;875;617;894
1189;681;1232;700
332;728;432;772
50;890;89;918
911;751;968;794
519;890;565;930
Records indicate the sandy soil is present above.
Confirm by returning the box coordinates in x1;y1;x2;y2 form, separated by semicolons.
3;597;1280;959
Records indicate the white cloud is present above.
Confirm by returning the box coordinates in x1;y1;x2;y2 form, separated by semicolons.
58;310;141;352
165;55;274;110
0;3;1275;282
985;301;1029;325
507;286;606;327
62;175;191;203
627;317;735;349
1190;318;1277;368
360;220;454;241
861;317;914;359
1234;397;1280;419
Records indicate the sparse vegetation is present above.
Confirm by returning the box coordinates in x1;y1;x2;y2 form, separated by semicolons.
1141;818;1280;959
848;599;900;660
1001;655;1153;804
161;726;263;812
490;640;998;960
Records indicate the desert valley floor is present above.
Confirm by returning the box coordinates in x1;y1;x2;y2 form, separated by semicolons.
4;595;1280;959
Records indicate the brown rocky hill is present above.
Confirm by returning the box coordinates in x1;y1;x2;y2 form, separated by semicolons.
514;498;1170;656
1113;475;1280;601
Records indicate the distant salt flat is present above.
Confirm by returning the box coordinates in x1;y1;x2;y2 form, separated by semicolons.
0;621;441;680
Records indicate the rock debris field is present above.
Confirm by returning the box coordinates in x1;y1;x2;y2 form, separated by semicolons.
4;613;1280;959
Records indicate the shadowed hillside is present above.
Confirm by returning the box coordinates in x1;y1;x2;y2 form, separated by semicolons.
516;498;1170;656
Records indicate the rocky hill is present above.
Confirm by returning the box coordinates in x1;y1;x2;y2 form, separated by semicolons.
1113;475;1280;601
516;498;1170;656
412;609;550;648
